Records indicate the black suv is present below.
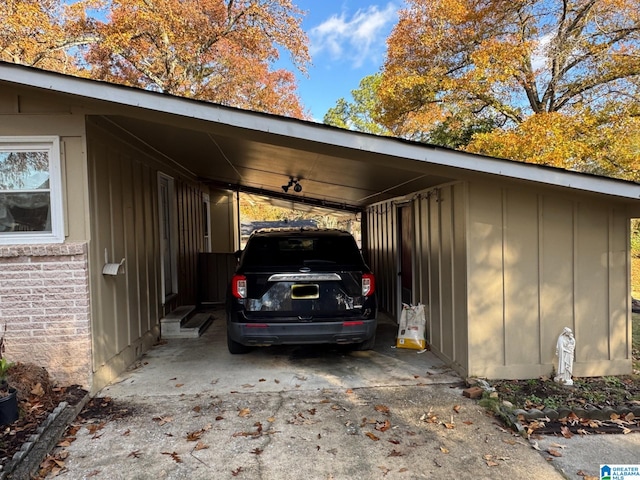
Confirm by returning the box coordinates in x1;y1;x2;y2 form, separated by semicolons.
226;228;377;354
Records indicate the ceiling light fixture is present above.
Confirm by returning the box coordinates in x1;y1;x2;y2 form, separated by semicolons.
282;177;302;193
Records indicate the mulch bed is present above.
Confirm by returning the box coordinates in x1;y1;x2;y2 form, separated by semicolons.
0;363;87;467
490;376;640;435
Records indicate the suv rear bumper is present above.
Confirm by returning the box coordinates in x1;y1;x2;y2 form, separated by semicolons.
227;317;377;346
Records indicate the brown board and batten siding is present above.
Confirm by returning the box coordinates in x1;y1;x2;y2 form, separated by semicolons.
466;180;631;379
86;118;208;391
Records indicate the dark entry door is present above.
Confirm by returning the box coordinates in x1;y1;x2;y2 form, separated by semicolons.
399;205;412;305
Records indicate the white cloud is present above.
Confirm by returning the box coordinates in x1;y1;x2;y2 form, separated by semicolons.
309;3;398;68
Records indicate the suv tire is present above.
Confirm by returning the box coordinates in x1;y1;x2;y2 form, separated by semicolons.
227;332;251;354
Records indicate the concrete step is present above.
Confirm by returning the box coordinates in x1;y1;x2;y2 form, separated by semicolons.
175;312;213;339
161;305;213;338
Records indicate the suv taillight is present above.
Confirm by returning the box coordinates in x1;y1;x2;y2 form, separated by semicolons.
231;274;247;299
362;273;375;297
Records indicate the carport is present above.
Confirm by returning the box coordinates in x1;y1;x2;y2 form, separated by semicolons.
1;61;638;392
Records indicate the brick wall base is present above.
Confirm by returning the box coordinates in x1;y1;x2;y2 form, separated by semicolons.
0;243;92;388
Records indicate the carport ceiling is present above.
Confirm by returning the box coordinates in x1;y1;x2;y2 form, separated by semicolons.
104;115;455;209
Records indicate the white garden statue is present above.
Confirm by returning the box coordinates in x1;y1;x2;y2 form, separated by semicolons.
554;327;575;386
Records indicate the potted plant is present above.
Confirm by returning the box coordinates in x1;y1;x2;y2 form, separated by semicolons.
0;324;19;425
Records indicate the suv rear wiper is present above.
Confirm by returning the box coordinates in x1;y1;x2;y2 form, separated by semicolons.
303;259;336;265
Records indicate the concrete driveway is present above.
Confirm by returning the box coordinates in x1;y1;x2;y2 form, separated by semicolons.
44;310;571;479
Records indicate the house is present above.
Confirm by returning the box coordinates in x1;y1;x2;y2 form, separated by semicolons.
1;61;638;393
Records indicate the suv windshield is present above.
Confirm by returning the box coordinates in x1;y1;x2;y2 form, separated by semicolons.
242;233;364;268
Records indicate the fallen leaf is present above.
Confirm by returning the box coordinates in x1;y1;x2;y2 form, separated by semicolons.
193;406;201;413
346;389;354;394
376;420;391;432
560;426;573;439
175;384;184;388
576;472;598;480
232;467;243;476
366;432;380;441
128;450;142;458
250;448;263;455
215;416;224;421
274;379;280;384
267;416;276;423
388;449;403;457
547;449;562;457
486;460;499;467
443;423;455;430
440;447;449;454
31;383;45;397
463;420;473;425
186;430;204;441
259;378;266;382
87;422;106;434
162;451;182;463
399;468;408;473
153;416;173;426
388;439;400;445
453;405;461;413
378;466;390;476
549;443;566;449
194;441;209;451
238;408;251;417
122;429;130;436
375;405;391;415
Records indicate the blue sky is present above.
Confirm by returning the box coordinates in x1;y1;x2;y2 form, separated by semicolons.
283;1;400;121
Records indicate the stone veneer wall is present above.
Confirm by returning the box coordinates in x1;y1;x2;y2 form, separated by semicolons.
0;243;92;387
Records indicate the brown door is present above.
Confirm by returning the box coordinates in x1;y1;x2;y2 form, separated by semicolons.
399;205;412;305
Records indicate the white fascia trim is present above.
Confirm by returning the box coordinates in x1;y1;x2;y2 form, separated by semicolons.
2;63;639;201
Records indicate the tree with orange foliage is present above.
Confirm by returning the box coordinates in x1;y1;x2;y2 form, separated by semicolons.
75;0;310;118
380;0;640;179
0;0;88;72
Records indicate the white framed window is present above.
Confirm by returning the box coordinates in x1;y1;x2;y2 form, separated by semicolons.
0;136;64;244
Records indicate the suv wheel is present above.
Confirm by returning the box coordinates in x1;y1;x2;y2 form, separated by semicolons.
227;333;251;354
356;334;376;351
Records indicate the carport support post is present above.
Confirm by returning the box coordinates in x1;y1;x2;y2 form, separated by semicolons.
236;189;241;250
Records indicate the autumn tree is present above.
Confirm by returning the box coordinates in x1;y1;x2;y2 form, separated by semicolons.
324;73;499;148
0;0;88;72
379;0;640;178
75;0;310;117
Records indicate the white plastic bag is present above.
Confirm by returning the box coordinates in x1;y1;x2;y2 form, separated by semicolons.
396;303;427;350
